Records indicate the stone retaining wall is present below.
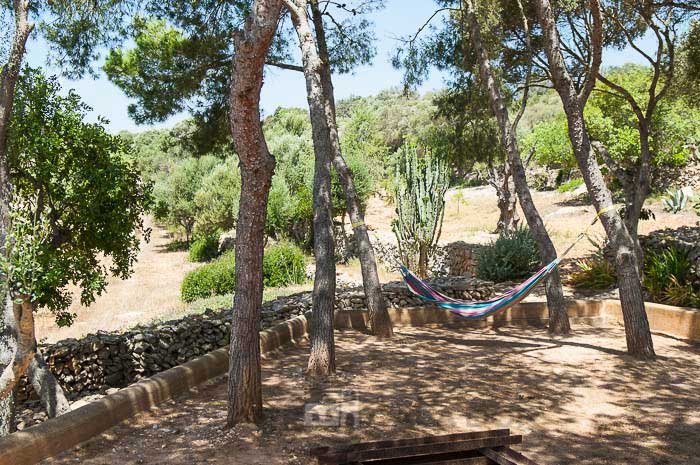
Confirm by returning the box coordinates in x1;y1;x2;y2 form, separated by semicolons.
19;277;493;404
372;239;486;277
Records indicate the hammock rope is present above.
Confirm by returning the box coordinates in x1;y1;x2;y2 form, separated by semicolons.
398;206;615;320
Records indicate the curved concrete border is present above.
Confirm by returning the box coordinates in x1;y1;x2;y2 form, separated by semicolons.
0;312;310;465
2;298;698;465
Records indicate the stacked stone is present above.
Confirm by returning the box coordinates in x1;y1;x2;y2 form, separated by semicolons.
654;160;700;193
370;238;486;278
640;226;700;288
18;277;493;407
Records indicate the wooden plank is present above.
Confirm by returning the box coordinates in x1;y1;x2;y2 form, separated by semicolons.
478;447;541;465
318;435;522;464
310;429;512;457
355;449;494;465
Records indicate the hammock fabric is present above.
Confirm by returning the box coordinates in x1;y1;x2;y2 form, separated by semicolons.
397;206;617;320
399;259;560;320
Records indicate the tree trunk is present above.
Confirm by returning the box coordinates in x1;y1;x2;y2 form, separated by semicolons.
488;158;518;234
626;123;652;267
226;0;282;426
0;296;36;399
0;388;14;435
27;352;70;418
285;0;337;378
464;0;570;334
309;0;392;338
418;243;429;279
0;1;34;428
534;0;654;358
0;299;16;435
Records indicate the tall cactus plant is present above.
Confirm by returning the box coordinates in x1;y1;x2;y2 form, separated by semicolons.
392;143;450;278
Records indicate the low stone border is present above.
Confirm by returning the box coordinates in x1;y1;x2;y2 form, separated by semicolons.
0;313;311;465
2;298;698;465
334;299;607;332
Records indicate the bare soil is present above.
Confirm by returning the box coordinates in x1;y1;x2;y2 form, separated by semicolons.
34;217;199;343
43;325;700;465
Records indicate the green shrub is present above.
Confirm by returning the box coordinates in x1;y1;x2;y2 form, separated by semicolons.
181;252;236;302
568;237;617;289
643;247;699;307
557;178;584;193
181;243;306;302
569;257;617;289
476;227;541;282
188;234;220;262
263;242;307;287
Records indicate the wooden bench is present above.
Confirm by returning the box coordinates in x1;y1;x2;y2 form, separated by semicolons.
310;429;541;464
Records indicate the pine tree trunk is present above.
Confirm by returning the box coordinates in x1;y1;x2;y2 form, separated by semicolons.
465;0;570;334
226;0;282;425
285;0;337;378
534;0;654;358
27;352;70;418
310;0;392;338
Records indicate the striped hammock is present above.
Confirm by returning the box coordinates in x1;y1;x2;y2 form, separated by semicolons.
398;207;615;320
399;259;560;320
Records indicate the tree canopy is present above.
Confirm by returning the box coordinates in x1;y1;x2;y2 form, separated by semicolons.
6;68;152;325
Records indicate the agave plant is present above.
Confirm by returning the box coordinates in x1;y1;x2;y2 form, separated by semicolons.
662;188;689;213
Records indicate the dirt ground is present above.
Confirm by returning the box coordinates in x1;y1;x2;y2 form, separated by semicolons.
44;325;700;465
34;217;199;343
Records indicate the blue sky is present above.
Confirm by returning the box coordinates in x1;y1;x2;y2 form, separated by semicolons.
25;0;652;134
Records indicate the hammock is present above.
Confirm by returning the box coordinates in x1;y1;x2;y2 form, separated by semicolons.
398;207;614;320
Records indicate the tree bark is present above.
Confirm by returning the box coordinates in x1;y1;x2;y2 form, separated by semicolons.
534;0;655;358
0;296;36;399
0;0;33;433
27;352;70;418
309;0;392;339
487;157;518;234
284;0;337;378
226;0;282;425
464;0;570;334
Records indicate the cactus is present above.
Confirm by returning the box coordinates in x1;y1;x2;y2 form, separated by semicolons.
391;143;450;278
662;188;689;213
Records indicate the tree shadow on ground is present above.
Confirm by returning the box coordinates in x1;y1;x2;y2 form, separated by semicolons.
44;325;700;465
555;193;592;207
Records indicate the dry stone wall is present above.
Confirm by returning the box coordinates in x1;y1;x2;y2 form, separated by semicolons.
372;239;485;278
19;277;493;407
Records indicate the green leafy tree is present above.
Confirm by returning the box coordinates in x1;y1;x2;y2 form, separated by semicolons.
0;68;151;403
153;156;218;242
7;67;152;320
194;156;241;237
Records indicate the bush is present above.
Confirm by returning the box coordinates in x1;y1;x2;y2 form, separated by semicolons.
643;247;700;307
557;178;584;193
263;242;307;287
568;237;617;289
476;227;541;282
181;243;307;302
569;257;617;289
188;234;220;262
181;252;236;302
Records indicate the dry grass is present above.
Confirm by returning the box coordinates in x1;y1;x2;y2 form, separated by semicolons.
365;185;697;259
35;217;199;343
